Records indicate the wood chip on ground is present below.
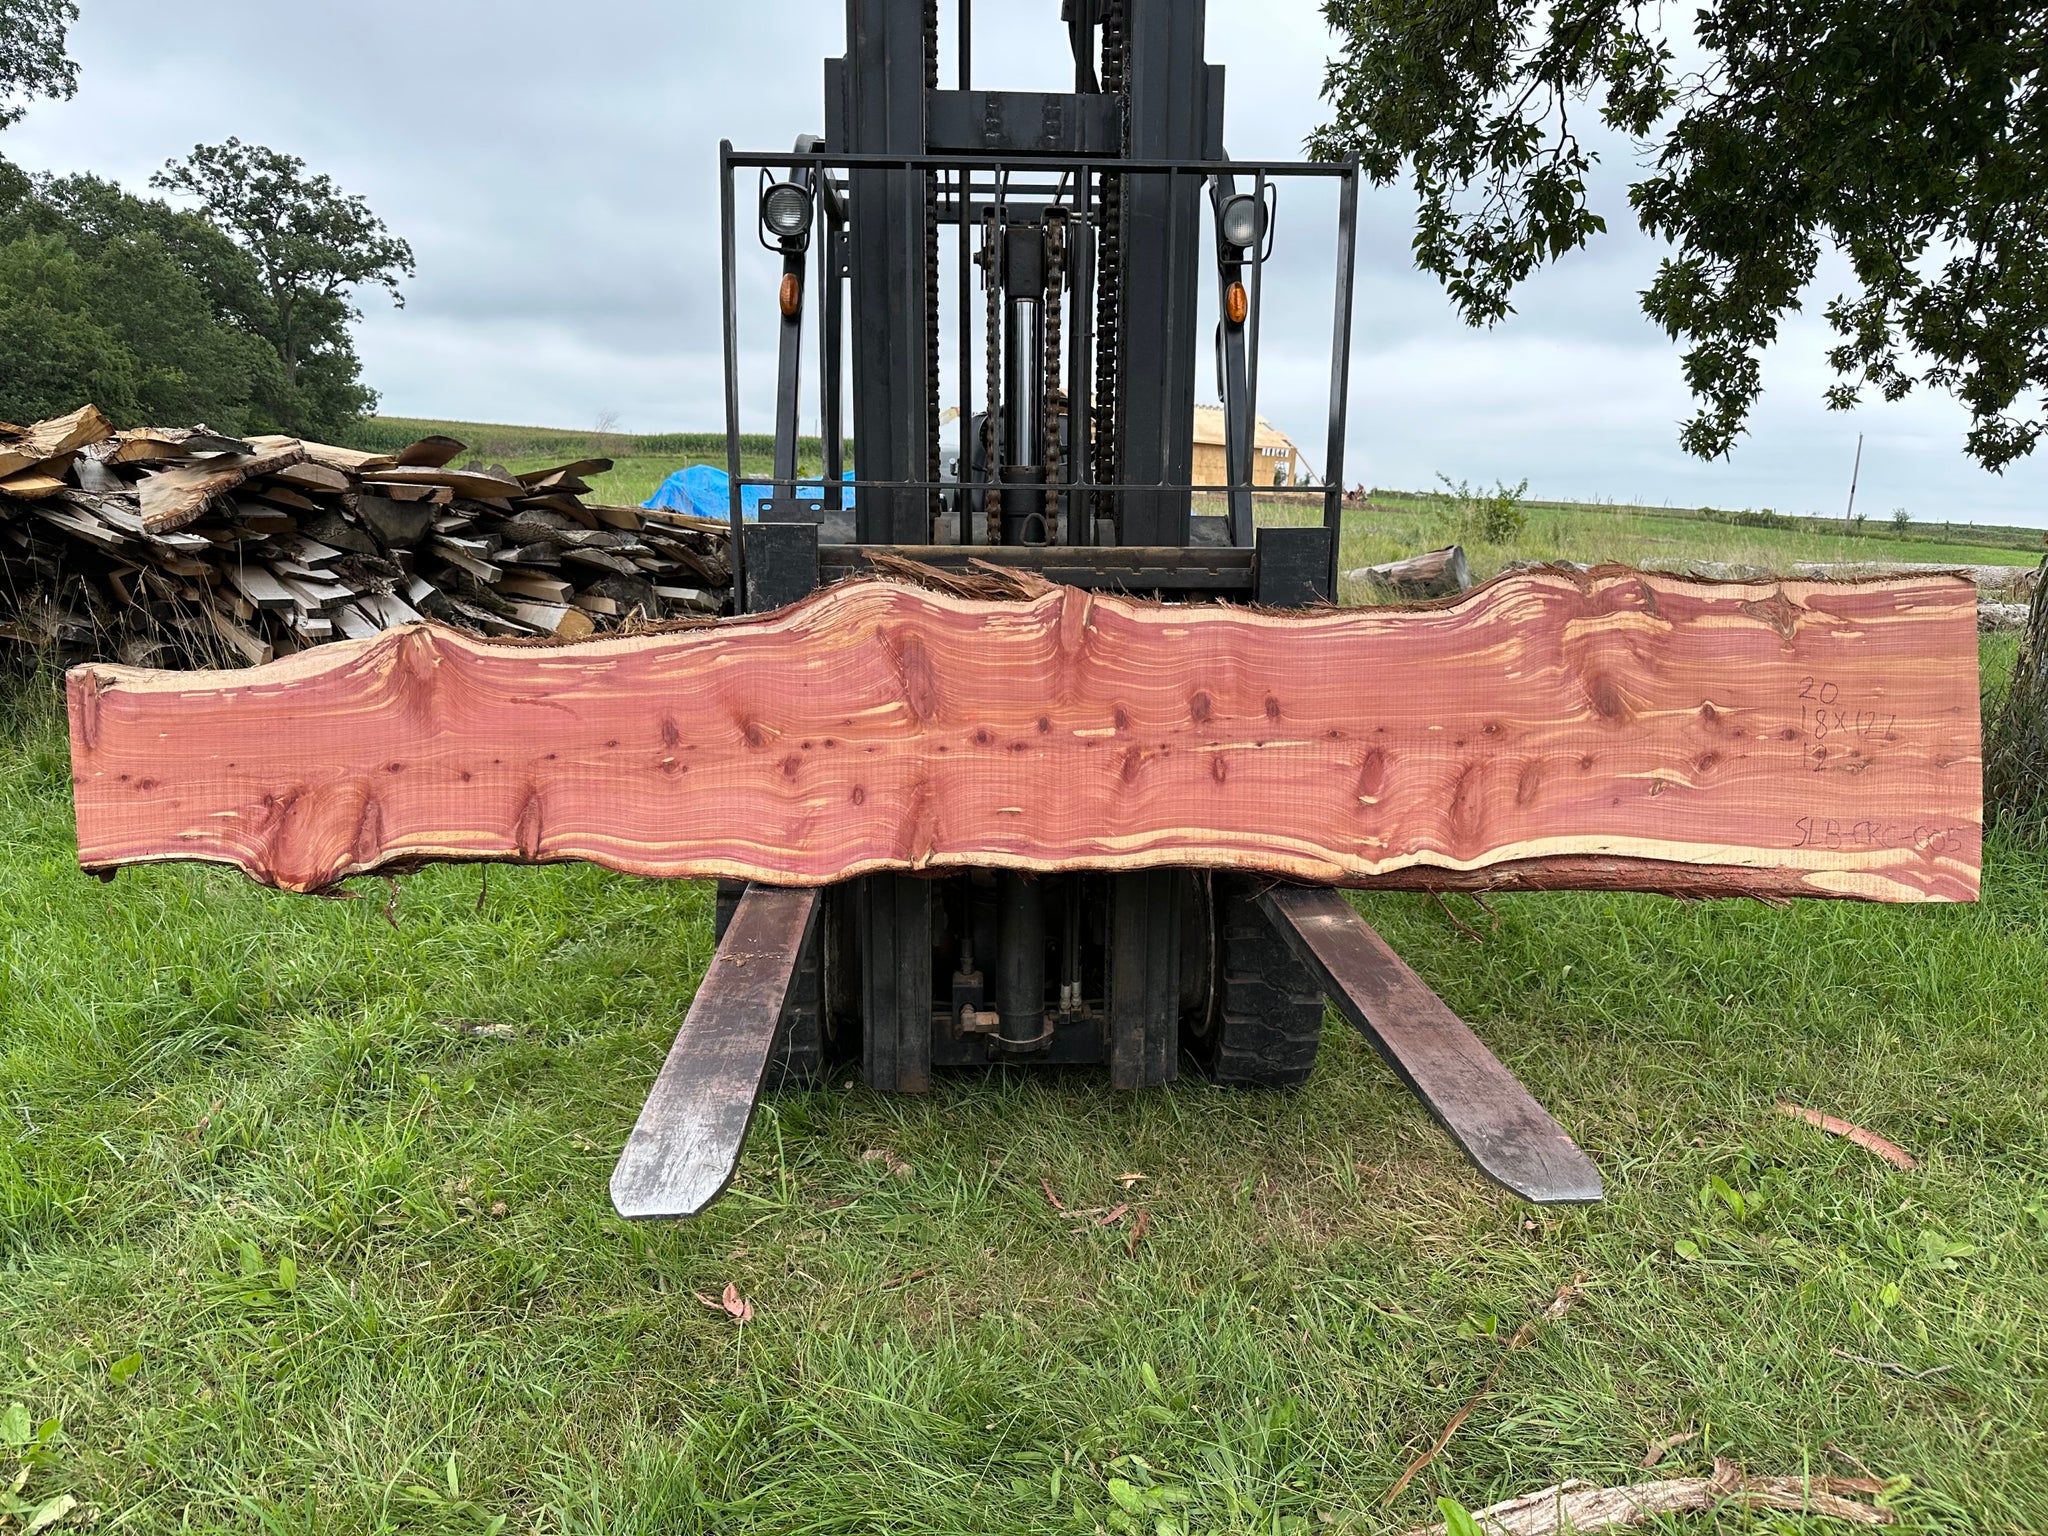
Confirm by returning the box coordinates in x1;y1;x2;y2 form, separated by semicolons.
1398;1458;1894;1535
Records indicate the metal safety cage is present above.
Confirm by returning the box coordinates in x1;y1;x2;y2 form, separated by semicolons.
715;142;1361;607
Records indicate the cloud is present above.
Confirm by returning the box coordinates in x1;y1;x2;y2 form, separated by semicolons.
4;0;2040;524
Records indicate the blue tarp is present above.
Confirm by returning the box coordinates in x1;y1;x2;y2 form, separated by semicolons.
642;464;854;521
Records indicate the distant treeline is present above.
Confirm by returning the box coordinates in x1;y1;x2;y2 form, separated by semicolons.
0;158;375;441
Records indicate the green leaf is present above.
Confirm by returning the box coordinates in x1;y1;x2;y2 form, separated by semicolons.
1917;1230;1979;1268
1140;1361;1165;1401
1436;1495;1483;1536
1674;1239;1702;1261
239;1239;264;1279
108;1350;142;1386
1108;1479;1150;1516
1708;1174;1746;1219
1154;1517;1183;1536
23;1492;79;1535
0;1403;30;1448
276;1255;298;1292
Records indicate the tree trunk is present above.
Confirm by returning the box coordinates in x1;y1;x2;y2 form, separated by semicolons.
1988;556;2048;824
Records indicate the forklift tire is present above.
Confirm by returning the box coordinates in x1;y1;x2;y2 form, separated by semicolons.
1194;874;1325;1090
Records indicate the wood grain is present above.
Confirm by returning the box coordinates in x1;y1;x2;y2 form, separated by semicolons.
66;568;1984;901
137;439;309;533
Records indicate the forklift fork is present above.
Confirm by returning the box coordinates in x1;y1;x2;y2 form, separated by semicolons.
609;885;821;1220
1257;886;1602;1205
610;880;1599;1219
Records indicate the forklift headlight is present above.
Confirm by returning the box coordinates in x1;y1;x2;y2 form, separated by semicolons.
760;181;815;247
1218;193;1263;252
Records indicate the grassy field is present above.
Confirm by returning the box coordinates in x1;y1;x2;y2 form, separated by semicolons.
347;418;806;511
4;486;2047;1532
355;417;2046;579
1259;497;2043;605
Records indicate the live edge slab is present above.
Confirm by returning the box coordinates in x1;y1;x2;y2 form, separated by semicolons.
67;568;1983;903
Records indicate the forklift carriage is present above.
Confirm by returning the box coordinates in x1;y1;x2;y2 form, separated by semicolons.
607;0;1601;1222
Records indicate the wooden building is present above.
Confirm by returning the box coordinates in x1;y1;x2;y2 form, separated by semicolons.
1191;404;1306;489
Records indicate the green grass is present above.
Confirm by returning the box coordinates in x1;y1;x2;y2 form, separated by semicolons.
5;495;2047;1531
1246;499;2041;609
355;417;2046;575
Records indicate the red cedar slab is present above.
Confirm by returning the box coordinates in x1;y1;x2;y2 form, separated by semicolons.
67;569;1984;902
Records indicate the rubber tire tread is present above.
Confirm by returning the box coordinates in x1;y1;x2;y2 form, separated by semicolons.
1207;876;1324;1089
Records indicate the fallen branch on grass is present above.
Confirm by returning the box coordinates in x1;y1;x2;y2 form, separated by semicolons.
1777;1102;1920;1170
68;570;1984;901
1639;1430;1698;1469
1399;1459;1894;1534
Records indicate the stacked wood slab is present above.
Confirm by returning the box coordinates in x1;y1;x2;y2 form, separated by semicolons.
0;406;732;668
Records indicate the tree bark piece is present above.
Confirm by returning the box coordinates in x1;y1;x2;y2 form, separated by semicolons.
0;404;112;478
138;441;309;533
67;568;1983;900
1398;1460;1893;1534
1776;1101;1919;1169
1349;544;1472;598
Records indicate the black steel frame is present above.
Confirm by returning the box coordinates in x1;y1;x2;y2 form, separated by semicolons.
712;0;1372;1106
602;0;1606;1221
718;144;1360;606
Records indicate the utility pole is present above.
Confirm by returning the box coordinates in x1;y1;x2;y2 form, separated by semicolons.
1843;433;1864;531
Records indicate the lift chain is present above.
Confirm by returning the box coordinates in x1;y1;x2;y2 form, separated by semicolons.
1042;210;1066;545
1091;0;1128;540
981;211;1002;545
922;0;942;534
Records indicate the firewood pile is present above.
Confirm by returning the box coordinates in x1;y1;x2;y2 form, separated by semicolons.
0;406;733;668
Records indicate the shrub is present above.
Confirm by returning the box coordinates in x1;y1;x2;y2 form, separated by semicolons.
1434;473;1529;543
1706;506;1795;530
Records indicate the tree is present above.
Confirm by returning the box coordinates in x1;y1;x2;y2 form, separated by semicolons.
1;166;283;431
153;139;413;434
34;170;274;339
1311;0;2048;471
0;0;76;130
0;234;140;421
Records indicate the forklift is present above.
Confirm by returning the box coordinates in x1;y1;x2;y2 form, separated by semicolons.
609;0;1600;1220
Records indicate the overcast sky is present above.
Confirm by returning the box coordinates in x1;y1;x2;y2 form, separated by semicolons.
8;0;2044;526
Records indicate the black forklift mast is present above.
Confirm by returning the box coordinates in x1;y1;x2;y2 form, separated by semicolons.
731;0;1357;607
608;0;1600;1222
837;0;1203;548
